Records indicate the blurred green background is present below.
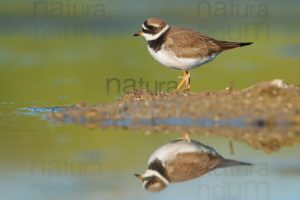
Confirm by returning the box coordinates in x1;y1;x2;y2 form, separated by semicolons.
0;0;300;200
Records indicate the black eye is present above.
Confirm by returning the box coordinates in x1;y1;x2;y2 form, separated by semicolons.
148;25;155;30
142;28;152;34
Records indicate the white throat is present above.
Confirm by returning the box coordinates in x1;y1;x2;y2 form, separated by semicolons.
142;25;170;41
142;169;169;186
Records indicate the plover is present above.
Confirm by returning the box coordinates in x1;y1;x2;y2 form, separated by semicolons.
134;136;252;192
134;17;253;90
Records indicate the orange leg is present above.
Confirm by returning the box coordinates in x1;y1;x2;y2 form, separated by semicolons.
178;132;191;142
177;70;190;90
183;132;191;142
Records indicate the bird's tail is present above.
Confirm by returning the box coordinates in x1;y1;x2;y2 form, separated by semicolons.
216;40;253;50
218;158;253;168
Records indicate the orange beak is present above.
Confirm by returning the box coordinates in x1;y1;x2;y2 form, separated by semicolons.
133;31;143;36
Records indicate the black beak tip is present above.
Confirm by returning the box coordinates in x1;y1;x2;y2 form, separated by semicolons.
134;173;140;177
133;33;139;37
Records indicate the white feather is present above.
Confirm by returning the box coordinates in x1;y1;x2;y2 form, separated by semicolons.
147;46;219;70
142;24;149;30
148;140;216;167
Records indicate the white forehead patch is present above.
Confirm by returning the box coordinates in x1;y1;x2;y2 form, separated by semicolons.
142;24;149;30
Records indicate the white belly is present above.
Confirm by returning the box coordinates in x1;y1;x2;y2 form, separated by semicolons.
147;46;219;70
148;140;216;167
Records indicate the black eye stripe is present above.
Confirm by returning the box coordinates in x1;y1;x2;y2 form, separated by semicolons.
143;21;155;30
143;20;148;26
148;25;154;29
142;28;152;34
144;176;157;188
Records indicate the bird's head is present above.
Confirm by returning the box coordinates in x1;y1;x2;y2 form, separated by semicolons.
133;17;170;41
134;169;169;192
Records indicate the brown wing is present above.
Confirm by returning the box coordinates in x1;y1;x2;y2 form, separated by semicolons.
164;27;222;58
165;152;221;182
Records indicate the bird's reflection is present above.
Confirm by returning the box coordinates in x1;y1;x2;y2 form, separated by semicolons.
135;134;252;192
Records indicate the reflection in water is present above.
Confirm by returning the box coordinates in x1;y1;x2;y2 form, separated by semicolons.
23;107;298;153
134;135;252;192
2;104;300;200
20;104;300;153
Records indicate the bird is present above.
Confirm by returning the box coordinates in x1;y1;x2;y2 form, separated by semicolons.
133;17;253;90
134;134;252;192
